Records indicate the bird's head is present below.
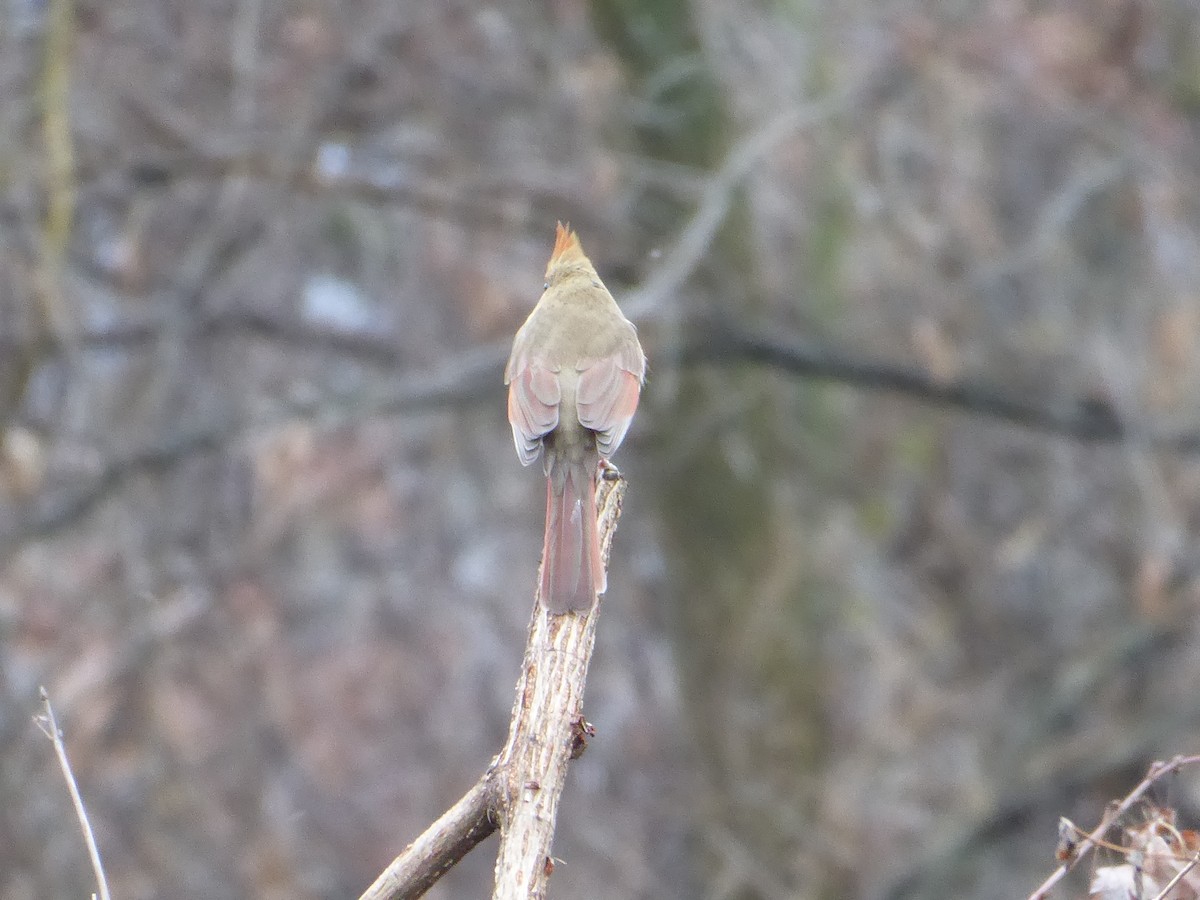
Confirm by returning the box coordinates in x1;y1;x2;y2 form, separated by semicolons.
544;221;597;286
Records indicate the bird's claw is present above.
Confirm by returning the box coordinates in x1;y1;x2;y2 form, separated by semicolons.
598;458;620;482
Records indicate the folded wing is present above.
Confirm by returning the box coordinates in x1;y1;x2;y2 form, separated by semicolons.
506;357;561;466
575;343;643;458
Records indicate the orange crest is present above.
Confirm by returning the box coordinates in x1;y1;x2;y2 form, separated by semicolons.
546;221;588;276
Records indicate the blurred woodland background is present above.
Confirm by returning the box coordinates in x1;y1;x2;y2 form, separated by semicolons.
3;0;1200;898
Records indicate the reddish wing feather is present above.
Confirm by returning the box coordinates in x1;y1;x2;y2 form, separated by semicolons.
507;361;560;465
528;364;561;407
576;357;642;458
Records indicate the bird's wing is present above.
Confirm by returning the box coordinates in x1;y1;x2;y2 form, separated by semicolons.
506;352;561;466
576;342;643;458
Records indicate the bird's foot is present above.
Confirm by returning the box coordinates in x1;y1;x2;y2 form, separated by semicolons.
598;458;621;482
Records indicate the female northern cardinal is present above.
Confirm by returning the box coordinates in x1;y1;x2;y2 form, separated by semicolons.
505;223;646;613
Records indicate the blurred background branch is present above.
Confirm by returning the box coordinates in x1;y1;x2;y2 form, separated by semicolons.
35;0;77;348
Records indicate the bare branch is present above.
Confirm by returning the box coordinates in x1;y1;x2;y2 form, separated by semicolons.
0;418;239;556
491;472;625;897
358;779;499;900
622;91;859;319
35;688;111;900
15;304;1200;456
357;474;627;900
11;315;1200;558
229;0;264;134
693;324;1200;452
36;0;78;349
1150;852;1200;900
1027;754;1200;900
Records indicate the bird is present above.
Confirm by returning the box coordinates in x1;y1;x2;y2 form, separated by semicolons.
505;223;646;613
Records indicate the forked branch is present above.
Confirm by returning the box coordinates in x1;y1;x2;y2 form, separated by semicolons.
359;472;627;900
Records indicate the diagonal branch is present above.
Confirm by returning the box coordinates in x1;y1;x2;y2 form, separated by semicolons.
35;688;112;900
358;473;627;900
357;780;499;900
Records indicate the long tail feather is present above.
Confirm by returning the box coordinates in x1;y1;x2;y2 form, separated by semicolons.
541;462;602;613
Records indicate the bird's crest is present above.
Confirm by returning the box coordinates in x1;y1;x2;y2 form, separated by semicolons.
546;221;588;276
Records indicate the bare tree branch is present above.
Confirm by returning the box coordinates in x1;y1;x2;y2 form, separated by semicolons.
358;473;627;900
35;0;78;349
1027;754;1200;900
8;317;1200;557
13;311;1200;454
358;779;499;900
693;323;1200;452
0;418;238;557
876;627;1192;900
622;91;860;320
490;472;625;897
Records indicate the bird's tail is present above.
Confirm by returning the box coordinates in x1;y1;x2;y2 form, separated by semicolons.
541;460;603;613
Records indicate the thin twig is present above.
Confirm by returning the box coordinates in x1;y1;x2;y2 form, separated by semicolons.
620;87;862;408
1150;852;1200;900
622;90;858;319
1028;754;1200;900
34;687;111;900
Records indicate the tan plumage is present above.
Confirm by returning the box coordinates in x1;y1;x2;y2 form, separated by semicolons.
505;223;645;613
